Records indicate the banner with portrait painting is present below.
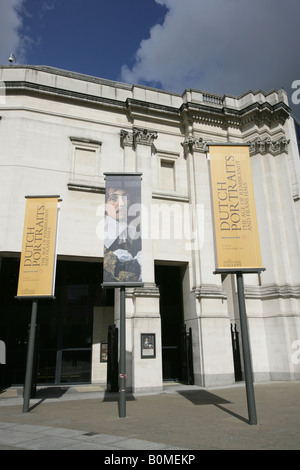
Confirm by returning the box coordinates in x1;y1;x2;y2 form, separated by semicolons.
103;173;143;286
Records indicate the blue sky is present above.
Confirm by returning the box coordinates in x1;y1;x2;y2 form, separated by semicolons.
1;0;300;120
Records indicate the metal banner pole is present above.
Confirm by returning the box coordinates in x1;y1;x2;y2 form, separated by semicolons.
23;299;38;413
236;272;258;425
119;286;126;418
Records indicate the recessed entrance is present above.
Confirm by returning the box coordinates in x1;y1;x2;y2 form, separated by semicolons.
0;257;113;387
155;264;184;381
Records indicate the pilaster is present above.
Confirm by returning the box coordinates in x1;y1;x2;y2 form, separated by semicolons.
134;127;157;284
120;129;135;172
119;127;162;392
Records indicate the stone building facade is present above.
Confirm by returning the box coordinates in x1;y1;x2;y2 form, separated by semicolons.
0;65;299;391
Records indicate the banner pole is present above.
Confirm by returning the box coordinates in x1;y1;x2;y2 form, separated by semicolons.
119;286;126;418
23;299;38;413
236;272;258;425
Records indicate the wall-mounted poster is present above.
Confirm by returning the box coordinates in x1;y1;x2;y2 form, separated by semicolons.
141;334;156;358
100;343;108;363
103;173;143;286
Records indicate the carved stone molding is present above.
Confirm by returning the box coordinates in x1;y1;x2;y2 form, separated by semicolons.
181;137;208;155
182;135;290;158
194;284;227;300
120;128;158;149
133;127;158;148
120;129;133;148
127;283;160;298
181;100;290;131
248;136;289;156
245;283;300;300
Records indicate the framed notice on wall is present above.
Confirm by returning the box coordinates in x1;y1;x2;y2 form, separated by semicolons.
141;334;156;359
100;343;108;363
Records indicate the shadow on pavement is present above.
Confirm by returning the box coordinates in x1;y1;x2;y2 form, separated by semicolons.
35;387;70;399
178;389;248;424
102;391;136;402
28;386;70;411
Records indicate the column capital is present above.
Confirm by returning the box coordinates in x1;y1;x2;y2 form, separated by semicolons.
120;128;158;149
181;136;208;157
248;136;289;156
133;127;158;149
120;129;133;148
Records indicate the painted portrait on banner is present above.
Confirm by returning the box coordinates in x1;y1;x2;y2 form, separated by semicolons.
103;174;142;286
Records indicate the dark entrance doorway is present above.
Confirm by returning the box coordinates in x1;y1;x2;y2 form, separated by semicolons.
0;257;113;387
155;264;184;381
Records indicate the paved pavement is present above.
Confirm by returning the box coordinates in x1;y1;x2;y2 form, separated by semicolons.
0;381;299;450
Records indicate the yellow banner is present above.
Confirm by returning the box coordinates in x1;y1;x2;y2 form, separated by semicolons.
208;145;263;271
17;196;60;297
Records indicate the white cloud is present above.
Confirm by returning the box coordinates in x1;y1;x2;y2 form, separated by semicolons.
0;0;27;65
121;0;300;100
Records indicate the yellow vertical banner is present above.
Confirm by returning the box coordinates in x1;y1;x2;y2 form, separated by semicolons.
17;196;60;297
208;145;263;271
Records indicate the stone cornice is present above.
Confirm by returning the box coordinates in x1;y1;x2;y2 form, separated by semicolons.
5;80;127;111
181;100;290;129
126;98;180;120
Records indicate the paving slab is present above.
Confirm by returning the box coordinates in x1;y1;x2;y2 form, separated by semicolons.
0;381;299;450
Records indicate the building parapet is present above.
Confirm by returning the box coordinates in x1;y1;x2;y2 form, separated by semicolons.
0;65;291;130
